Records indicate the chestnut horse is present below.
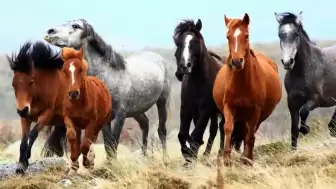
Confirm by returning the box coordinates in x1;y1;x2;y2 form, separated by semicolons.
61;47;112;171
7;41;67;174
213;13;282;166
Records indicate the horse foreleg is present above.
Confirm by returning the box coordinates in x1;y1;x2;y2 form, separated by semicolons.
203;114;218;157
133;113;149;157
219;117;225;153
223;104;234;167
16;118;32;174
64;116;80;171
178;102;193;163
328;108;336;137
288;96;304;150
111;109;126;159
26;109;53;160
81;126;98;169
299;100;318;135
190;111;210;159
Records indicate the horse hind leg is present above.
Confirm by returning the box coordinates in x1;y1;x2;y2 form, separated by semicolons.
133;113;149;156
203;114;218;157
328;108;336;137
156;97;168;157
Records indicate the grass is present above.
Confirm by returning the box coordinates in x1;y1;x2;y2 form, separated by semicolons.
1;120;336;189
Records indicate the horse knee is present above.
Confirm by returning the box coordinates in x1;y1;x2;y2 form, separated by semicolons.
66;129;76;142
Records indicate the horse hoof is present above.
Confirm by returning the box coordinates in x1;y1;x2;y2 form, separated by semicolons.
66;168;77;176
240;157;253;166
15;162;28;175
299;125;310;135
223;159;232;167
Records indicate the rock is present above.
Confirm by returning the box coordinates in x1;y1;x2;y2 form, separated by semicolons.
0;157;67;178
58;179;73;188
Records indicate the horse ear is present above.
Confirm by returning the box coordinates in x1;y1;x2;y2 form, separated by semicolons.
78;46;84;59
296;11;303;25
242;13;250;26
224;15;230;26
274;12;282;24
195;19;202;31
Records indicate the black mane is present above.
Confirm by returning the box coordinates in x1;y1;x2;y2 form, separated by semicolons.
31;41;64;70
7;41;64;73
173;19;203;45
278;12;311;42
7;41;33;73
81;19;126;70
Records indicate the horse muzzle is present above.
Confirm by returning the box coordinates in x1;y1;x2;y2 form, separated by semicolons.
230;58;244;70
68;90;80;100
17;106;30;118
281;58;294;70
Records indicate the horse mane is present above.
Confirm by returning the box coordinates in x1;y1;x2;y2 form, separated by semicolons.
31;41;64;70
278;12;311;42
7;41;33;73
208;51;222;61
173;19;203;44
80;19;126;70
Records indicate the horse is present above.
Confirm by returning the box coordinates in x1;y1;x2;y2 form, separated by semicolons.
274;11;336;150
60;47;112;172
173;19;245;164
44;19;174;159
7;41;68;174
213;13;282;166
175;49;226;158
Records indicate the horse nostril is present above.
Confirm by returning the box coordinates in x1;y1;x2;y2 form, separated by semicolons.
47;28;55;34
17;106;29;117
239;58;244;64
281;59;284;65
186;63;191;68
68;91;73;97
289;58;294;64
74;91;79;97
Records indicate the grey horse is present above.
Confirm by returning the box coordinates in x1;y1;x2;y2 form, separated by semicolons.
274;11;336;150
43;19;174;158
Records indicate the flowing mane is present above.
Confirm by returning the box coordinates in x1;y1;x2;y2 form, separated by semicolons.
173;19;203;45
81;19;126;70
7;41;33;73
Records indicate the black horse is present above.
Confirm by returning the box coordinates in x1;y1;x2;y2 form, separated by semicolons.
173;19;243;163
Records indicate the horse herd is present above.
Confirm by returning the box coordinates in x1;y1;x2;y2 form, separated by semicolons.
6;11;336;176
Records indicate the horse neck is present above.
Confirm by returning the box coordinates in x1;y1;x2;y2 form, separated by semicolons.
191;47;218;82
229;49;257;86
85;31;126;71
292;35;313;75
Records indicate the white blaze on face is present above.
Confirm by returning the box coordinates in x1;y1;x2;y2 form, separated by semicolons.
233;28;241;53
282;24;292;34
69;62;76;85
182;34;193;64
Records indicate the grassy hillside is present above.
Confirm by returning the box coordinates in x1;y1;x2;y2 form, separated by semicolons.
1;40;336;189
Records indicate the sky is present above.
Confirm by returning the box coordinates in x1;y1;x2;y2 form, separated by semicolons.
0;0;335;53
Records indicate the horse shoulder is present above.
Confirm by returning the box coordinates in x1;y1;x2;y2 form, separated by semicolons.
88;76;112;119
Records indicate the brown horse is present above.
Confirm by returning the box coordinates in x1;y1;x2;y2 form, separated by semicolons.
61;47;112;171
213;13;282;166
8;41;67;174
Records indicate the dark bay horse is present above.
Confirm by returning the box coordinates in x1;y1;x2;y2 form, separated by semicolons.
213;13;282;166
274;11;336;150
173;19;244;164
175;51;227;158
61;47;112;172
44;19;173;159
7;41;67;173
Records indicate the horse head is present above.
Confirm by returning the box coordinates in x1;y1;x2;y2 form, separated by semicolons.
224;13;250;71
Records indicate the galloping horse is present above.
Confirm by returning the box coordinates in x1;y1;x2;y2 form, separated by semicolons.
213;13;282;165
173;19;245;164
61;47;112;172
274;11;336;150
175;48;227;158
8;41;68;173
44;19;174;159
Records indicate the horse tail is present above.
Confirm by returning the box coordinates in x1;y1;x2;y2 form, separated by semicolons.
166;87;176;122
41;124;68;158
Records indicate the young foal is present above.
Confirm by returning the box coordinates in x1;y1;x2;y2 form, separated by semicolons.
61;47;112;171
213;13;282;165
8;41;67;174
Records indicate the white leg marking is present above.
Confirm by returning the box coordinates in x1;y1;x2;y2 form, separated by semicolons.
233;28;241;53
69;62;76;85
182;35;193;64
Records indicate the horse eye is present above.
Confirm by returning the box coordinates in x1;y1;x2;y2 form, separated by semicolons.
226;36;229;40
72;24;80;29
245;35;249;39
29;80;34;86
